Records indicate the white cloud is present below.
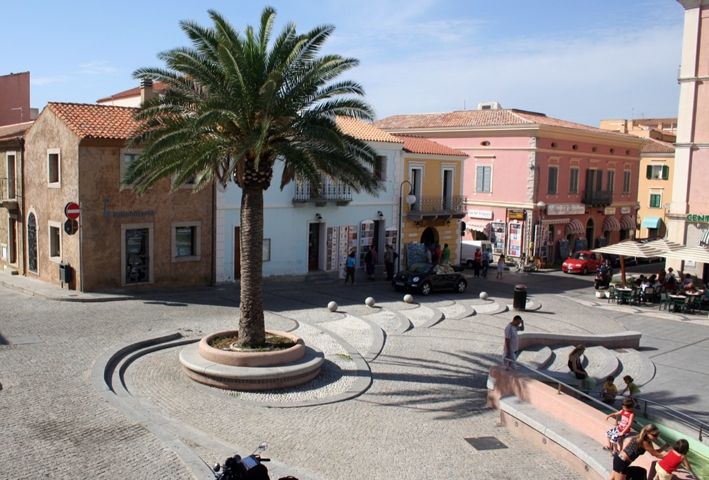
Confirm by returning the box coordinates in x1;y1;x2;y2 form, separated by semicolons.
31;75;69;86
78;61;118;75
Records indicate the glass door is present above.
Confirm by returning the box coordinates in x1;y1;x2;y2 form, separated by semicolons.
125;228;149;284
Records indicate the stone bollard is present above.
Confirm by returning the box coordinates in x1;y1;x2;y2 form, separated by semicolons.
403;294;414;303
365;296;375;307
327;301;338;312
479;291;489;300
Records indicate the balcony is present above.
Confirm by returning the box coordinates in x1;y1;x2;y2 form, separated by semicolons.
406;195;467;222
293;180;352;206
0;178;19;213
583;190;612;207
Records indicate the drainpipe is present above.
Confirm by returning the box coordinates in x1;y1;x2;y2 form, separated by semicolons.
19;136;25;275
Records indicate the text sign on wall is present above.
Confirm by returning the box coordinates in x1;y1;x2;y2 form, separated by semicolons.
620;206;632;214
604;207;617;215
468;209;493;219
687;214;709;223
546;203;585;216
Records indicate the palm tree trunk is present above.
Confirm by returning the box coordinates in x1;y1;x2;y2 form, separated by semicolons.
238;185;266;347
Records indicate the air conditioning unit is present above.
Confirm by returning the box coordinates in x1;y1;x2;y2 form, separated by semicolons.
477;101;502;110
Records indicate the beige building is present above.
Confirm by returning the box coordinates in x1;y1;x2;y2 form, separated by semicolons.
0;121;33;274
23;102;213;291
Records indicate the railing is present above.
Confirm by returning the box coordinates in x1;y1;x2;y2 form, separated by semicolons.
515;361;709;442
408;195;466;216
293;180;352;203
582;190;612;206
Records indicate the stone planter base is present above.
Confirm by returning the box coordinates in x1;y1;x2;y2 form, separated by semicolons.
179;330;324;391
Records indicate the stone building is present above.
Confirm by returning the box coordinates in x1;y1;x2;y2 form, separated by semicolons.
22;102;213;291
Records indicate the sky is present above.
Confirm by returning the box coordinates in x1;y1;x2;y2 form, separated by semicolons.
2;0;686;127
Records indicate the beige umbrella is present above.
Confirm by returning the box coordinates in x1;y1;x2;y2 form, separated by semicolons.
643;239;684;253
593;241;665;286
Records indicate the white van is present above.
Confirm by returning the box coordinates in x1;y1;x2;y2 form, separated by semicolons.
460;240;493;268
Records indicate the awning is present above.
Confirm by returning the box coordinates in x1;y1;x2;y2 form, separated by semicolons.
700;229;709;247
641;216;661;229
620;215;635;230
565;219;585;235
602;216;621;232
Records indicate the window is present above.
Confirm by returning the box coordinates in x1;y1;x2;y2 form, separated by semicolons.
569;168;579;194
47;149;60;186
585;168;602;193
172;222;200;261
623;170;631;193
263;239;271;262
649;193;662;208
48;222;61;261
6;152;16;199
410;167;423;210
475;165;492;193
442;168;453;209
607;170;615;194
547;166;558;194
646;165;669;180
374;156;387;182
120;151;140;188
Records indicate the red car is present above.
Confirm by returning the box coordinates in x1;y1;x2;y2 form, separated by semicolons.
562;250;604;275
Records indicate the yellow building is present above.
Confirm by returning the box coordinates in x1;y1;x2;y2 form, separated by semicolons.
396;135;467;267
600;118;676;239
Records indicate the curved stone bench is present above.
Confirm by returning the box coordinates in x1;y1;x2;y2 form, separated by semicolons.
179;343;324;391
517;331;641;351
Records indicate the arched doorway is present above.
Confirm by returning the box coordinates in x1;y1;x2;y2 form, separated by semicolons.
420;227;438;248
585;218;594;250
27;212;38;273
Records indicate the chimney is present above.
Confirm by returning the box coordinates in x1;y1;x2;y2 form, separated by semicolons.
140;79;154;104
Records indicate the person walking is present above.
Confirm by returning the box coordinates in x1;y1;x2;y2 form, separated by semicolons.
503;315;524;369
473;248;482;277
344;249;356;285
442;243;450;265
384;245;395;281
365;245;377;280
481;250;490;278
496;254;505;279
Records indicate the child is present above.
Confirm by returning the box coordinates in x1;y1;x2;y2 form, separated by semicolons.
600;375;618;405
654;439;696;480
496;254;505;279
620;375;640;406
605;397;635;453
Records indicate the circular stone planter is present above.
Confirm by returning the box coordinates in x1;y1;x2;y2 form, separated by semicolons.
180;329;323;391
198;330;305;367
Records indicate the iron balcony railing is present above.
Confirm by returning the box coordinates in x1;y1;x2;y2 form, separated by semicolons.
583;189;612;207
293;180;353;204
407;195;466;218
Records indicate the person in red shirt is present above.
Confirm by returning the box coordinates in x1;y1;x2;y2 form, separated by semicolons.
654;439;695;480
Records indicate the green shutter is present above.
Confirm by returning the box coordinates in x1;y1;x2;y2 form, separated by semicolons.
646;165;652;179
662;165;669;180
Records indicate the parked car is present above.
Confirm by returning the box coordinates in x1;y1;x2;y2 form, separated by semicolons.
392;262;467;295
561;251;604;275
603;254;638;268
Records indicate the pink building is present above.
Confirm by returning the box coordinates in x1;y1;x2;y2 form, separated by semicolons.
668;1;709;280
376;103;644;264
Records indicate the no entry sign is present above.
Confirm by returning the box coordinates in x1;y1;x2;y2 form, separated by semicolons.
64;202;80;219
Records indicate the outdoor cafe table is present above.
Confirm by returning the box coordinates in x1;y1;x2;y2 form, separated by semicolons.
615;287;634;305
685;291;704;313
668;294;688;313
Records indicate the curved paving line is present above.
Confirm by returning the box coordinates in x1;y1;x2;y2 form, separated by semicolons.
420;306;445;328
385;308;414;334
443;301;477;320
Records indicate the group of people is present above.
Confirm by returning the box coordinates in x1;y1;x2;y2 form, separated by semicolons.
502;325;698;479
344;244;399;284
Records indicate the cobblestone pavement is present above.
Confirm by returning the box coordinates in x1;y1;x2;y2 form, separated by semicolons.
1;265;707;479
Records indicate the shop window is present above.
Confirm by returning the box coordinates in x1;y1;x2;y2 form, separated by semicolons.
172;222;201;261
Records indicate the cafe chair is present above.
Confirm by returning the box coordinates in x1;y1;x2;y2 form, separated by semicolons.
659;291;670;311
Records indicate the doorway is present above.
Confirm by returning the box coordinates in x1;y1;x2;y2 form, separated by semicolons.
8;217;17;264
125;228;150;284
308;222;321;271
27;212;37;273
585;218;594;250
421;227;438;248
234;226;241;279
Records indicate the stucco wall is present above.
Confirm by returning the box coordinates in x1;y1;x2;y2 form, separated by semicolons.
23;109;81;286
79;143;213;291
637;154;674;237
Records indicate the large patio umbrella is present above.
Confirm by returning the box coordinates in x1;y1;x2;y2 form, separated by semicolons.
661;245;709;265
593;241;665;286
643;238;684;253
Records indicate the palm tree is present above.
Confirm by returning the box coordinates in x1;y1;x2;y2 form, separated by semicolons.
125;7;380;348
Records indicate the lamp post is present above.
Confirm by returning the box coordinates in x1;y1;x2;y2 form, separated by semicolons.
398;180;417;273
534;201;546;258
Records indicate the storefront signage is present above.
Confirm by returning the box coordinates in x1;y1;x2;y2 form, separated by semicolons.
620;206;632;214
102;198;156;218
604;207;616;215
468;209;493;219
546;203;585;216
507;209;525;220
687;213;709;223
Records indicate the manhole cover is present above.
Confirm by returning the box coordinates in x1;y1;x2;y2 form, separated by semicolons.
465;436;508;451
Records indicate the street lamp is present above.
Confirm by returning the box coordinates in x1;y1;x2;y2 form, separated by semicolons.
398;180;417;273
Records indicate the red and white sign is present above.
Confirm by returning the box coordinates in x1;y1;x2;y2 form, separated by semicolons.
64;202;80;219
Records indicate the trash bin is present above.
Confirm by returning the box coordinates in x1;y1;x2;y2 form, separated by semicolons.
513;284;527;311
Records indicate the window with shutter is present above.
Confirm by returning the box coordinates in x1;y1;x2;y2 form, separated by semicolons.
476;166;491;193
646;165;653;179
662;165;669;180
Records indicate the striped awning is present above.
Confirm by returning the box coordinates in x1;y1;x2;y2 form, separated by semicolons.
566;219;585;235
602;216;621;232
701;229;709;247
620;215;635;230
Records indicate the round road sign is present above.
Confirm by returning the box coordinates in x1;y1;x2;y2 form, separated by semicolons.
64;219;78;235
64;202;80;219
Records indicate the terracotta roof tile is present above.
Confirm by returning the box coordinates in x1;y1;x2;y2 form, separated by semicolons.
96;81;168;103
641;137;675;154
47;102;140;140
396;134;466;157
0;121;33;141
375;109;642;140
335;116;403;144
